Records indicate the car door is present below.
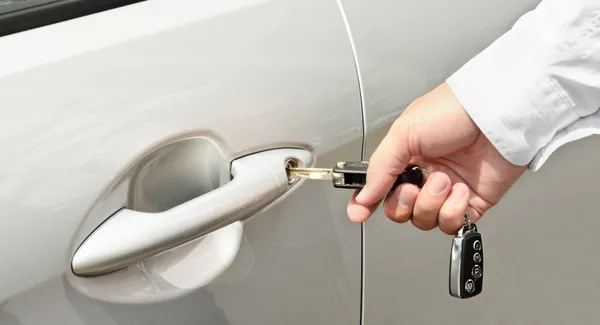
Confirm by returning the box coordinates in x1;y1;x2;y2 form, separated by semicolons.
0;1;365;324
340;0;600;324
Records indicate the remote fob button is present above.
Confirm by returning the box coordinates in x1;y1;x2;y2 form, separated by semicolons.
465;279;475;293
471;265;482;279
473;252;482;263
473;240;482;251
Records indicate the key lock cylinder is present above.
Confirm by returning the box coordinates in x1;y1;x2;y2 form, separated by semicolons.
286;160;484;299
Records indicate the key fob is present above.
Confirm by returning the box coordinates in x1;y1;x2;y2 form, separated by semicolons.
449;223;483;299
331;162;424;190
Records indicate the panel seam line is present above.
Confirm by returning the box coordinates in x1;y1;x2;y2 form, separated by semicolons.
334;2;366;325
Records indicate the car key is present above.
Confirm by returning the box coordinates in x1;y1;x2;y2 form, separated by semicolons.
286;161;425;190
449;213;484;299
290;161;485;300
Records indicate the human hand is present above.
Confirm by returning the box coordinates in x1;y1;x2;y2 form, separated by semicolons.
347;83;527;234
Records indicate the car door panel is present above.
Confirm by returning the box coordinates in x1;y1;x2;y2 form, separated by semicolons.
0;0;363;324
337;1;600;324
339;0;541;150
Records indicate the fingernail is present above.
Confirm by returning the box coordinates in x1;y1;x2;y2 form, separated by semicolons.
398;190;414;208
428;174;448;195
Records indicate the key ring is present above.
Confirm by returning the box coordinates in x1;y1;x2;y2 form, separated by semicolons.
408;165;431;175
464;211;472;230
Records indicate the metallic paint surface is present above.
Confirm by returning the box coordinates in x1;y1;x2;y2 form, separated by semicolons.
340;0;542;149
0;0;363;323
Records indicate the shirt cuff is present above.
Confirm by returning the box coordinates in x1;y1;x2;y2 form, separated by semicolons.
446;24;580;167
529;113;600;171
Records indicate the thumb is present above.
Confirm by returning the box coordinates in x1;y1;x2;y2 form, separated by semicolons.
355;124;412;207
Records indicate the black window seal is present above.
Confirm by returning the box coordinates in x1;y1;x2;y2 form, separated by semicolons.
0;0;145;37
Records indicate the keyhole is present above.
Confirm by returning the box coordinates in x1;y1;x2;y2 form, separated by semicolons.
285;158;299;185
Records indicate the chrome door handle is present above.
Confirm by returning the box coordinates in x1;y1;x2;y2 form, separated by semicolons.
71;148;312;277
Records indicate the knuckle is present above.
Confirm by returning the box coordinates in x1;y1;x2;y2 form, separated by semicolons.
369;133;411;177
370;155;406;178
412;205;441;231
411;217;436;231
438;214;462;234
411;209;437;230
439;223;460;235
414;201;439;217
438;211;457;225
383;200;411;224
387;212;411;224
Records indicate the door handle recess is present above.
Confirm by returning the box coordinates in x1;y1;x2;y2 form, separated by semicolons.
71;148;312;277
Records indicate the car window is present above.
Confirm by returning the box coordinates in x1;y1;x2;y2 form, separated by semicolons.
0;0;62;14
0;0;143;37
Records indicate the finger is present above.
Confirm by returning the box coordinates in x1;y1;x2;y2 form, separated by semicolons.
411;171;451;230
413;161;493;220
438;183;470;235
355;124;412;207
347;189;381;223
383;183;420;223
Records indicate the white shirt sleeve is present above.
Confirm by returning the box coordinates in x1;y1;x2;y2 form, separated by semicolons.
446;0;600;171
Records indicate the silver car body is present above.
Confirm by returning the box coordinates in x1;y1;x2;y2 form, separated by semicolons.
2;0;597;324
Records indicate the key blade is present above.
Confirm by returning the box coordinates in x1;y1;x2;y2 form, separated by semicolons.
286;167;333;180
